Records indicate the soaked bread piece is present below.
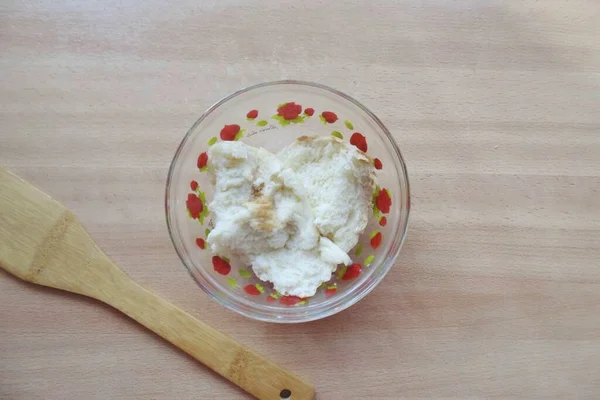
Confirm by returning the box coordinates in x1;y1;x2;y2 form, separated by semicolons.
277;136;375;252
206;141;351;297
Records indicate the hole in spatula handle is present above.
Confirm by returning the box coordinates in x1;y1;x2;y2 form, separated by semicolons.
280;389;292;399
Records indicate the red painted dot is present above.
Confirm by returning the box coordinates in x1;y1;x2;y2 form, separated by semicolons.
279;296;302;306
304;107;315;116
246;109;258;119
190;180;198;191
266;295;277;303
342;263;362;280
374;158;383;170
277;102;302;120
195;238;205;249
321;111;338;123
376;188;392;214
197;152;208;169
220;124;241;141
379;216;387;227
212;256;231;275
186;193;203;219
324;287;337;297
350;132;368;152
370;232;382;249
244;285;261;295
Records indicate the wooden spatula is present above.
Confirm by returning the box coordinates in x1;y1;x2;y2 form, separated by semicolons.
0;167;314;400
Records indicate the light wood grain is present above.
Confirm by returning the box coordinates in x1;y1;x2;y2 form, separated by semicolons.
1;0;599;399
0;168;314;400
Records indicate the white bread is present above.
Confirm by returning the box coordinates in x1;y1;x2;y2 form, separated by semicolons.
206;141;351;297
252;238;351;297
206;141;293;262
277;136;375;252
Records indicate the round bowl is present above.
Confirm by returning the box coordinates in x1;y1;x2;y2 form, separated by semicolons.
166;80;410;323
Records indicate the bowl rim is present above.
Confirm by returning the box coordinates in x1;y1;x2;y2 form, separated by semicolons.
165;80;410;323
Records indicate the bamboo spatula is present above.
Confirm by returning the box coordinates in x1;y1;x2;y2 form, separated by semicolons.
0;167;314;400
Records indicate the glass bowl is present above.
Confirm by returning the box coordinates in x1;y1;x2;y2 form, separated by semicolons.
165;80;410;323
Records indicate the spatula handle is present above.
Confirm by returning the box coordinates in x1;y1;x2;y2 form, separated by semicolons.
98;272;314;400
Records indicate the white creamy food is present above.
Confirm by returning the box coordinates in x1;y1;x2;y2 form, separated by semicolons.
277;136;375;252
206;136;375;297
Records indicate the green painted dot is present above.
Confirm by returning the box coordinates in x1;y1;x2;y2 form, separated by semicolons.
227;277;238;287
256;120;268;127
272;115;291;127
344;120;354;130
364;255;375;266
239;269;252;278
331;131;343;139
208;136;218;146
204;228;211;237
355;244;364;257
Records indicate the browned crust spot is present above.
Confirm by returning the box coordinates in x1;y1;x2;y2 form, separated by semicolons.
247;196;279;232
251;182;265;199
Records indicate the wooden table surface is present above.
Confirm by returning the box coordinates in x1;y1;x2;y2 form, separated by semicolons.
1;1;599;399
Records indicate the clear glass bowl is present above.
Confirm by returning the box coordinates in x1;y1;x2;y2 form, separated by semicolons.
165;81;410;323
